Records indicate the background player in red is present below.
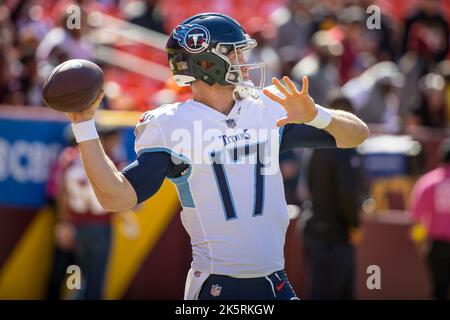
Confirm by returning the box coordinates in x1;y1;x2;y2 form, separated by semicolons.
47;125;138;300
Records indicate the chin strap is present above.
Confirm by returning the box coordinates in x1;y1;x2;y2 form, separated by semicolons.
232;80;256;101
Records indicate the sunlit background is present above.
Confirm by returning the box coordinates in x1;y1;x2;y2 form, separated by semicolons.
1;0;450;299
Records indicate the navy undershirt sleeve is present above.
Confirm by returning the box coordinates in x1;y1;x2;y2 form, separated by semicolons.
121;151;172;204
280;123;336;153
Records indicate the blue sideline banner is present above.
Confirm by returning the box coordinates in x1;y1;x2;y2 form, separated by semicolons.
0;117;68;208
0;108;137;208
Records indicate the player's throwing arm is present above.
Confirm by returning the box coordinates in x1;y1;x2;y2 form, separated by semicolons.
66;92;137;211
42;59;137;212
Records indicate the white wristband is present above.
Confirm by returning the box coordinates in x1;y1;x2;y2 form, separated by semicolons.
305;104;332;129
71;119;99;143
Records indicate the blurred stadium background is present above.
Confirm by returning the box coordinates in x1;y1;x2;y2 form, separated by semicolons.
1;0;450;299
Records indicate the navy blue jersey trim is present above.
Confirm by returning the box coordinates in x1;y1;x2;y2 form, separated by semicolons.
135;147;195;208
122;151;171;204
279;124;336;153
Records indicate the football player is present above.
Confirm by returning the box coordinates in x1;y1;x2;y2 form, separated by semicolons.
66;13;369;300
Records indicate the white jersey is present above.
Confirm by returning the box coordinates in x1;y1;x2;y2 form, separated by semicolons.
134;88;290;278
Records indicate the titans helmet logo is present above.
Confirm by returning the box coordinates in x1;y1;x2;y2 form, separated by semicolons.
173;24;210;53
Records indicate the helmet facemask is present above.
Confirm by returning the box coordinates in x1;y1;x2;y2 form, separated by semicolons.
213;36;265;100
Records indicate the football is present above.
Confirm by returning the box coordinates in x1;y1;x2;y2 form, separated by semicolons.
42;59;104;112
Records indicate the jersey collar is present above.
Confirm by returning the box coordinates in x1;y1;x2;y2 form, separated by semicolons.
188;99;246;128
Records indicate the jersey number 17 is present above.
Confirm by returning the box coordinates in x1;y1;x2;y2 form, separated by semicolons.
210;142;266;220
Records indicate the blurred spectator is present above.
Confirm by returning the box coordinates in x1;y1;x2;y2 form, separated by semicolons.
46;125;77;300
0;1;53;105
0;4;18;104
126;0;166;34
270;0;314;58
47;124;138;299
335;5;368;84
342;61;404;132
397;51;427;119
13;1;53;41
277;45;301;79
435;60;450;124
280;149;303;206
310;0;341;33
0;45;11;103
36;2;94;81
333;3;395;83
16;48;41;105
359;0;396;62
245;17;281;85
402;0;449;67
398;0;450;119
291;30;342;105
299;90;363;300
409;138;450;300
407;73;448;129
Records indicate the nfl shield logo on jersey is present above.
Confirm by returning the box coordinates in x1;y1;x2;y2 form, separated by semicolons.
225;119;236;128
210;284;222;297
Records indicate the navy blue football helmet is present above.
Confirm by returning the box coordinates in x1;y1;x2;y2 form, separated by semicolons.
165;13;265;97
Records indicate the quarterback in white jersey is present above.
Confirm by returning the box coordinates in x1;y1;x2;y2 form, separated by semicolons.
134;91;291;279
65;13;369;300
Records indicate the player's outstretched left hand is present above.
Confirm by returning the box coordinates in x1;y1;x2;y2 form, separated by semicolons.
263;76;317;127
